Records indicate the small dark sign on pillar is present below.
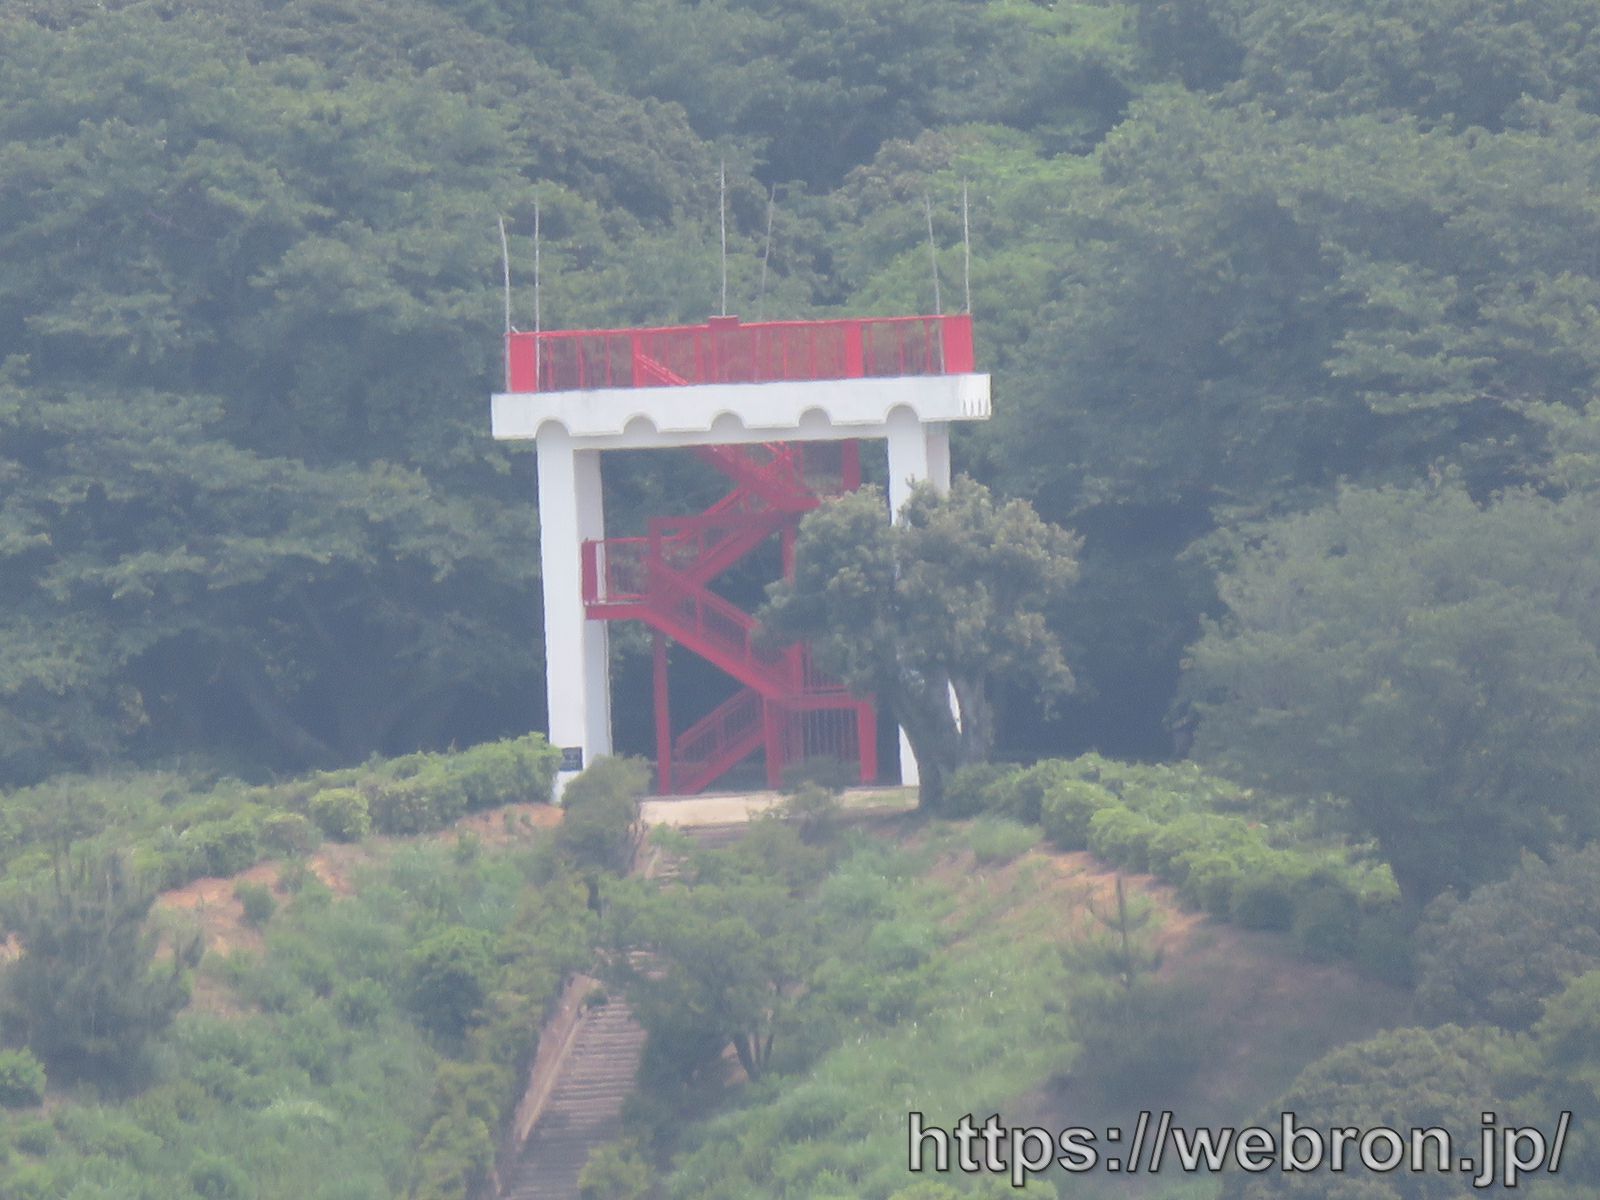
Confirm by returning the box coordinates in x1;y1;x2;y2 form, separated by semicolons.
559;746;584;773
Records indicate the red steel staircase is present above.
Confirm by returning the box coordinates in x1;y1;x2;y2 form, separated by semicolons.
581;441;876;793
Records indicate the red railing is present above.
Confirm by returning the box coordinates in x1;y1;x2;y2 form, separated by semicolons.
506;314;975;392
671;688;765;793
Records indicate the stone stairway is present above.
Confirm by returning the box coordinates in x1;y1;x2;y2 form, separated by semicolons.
501;819;748;1198
502;998;647;1199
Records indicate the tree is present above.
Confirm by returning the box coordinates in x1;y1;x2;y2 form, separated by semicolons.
1;852;198;1082
0;0;737;783
1218;1024;1517;1199
404;926;497;1039
760;477;1079;809
602;875;821;1083
1184;483;1600;904
1416;846;1600;1032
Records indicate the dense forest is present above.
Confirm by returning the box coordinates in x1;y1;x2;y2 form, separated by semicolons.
6;0;1595;787
7;0;1600;1195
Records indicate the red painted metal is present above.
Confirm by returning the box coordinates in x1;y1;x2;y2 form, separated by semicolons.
506;314;974;393
581;440;877;793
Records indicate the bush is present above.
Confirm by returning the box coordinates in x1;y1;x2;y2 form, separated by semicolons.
1229;862;1300;931
1176;849;1243;916
0;1048;46;1107
185;812;262;878
450;734;561;810
780;755;858;795
1086;806;1158;871
1039;779;1117;849
984;760;1081;825
967;817;1037;866
333;979;390;1027
190;1153;253;1200
406;927;497;1039
1416;846;1600;1030
557;757;650;876
1291;883;1359;961
1070;981;1212;1105
936;762;1014;818
233;881;276;929
579;1140;654;1200
308;788;370;842
364;770;462;836
1354;906;1416;986
259;812;319;857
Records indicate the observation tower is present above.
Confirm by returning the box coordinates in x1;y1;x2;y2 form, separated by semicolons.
491;314;991;798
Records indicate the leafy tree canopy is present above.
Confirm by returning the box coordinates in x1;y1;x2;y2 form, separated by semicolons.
1185;482;1600;904
760;477;1079;809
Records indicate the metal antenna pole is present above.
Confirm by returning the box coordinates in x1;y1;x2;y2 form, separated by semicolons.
757;184;775;320
962;178;972;315
719;159;728;316
497;215;512;388
924;194;941;315
532;195;542;388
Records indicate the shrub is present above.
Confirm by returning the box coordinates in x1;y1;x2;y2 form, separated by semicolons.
1416;846;1600;1030
1354;906;1417;986
557;757;650;876
450;734;560;810
1039;779;1117;849
1145;812;1254;880
406;927;497;1038
1228;857;1301;931
1086;806;1158;871
984;759;1081;825
780;755;858;795
233;881;276;929
308;788;370;842
333;979;390;1027
1070;981;1212;1105
1176;849;1242;916
185;812;262;878
579;1140;654;1200
259;812;319;857
190;1153;252;1200
0;1048;46;1107
967;817;1037;866
1291;883;1359;961
936;762;1014;818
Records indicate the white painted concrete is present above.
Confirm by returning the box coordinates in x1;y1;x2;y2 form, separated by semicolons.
884;412;955;787
492;373;989;445
535;426;612;800
503;374;988;800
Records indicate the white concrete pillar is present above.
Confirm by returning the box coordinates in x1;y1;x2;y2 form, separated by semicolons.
536;426;612;800
885;413;954;788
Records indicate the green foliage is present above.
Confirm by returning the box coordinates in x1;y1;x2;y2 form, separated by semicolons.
0;1048;46;1108
965;817;1037;866
190;1153;254;1200
556;756;649;877
1069;980;1211;1105
605;871;820;1083
2;852;196;1081
1219;1024;1517;1199
935;762;1012;819
1417;845;1600;1031
308;789;372;843
234;881;277;929
578;1139;654;1200
404;927;497;1040
1187;484;1600;903
259;812;320;857
1039;777;1119;849
762;479;1080;810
